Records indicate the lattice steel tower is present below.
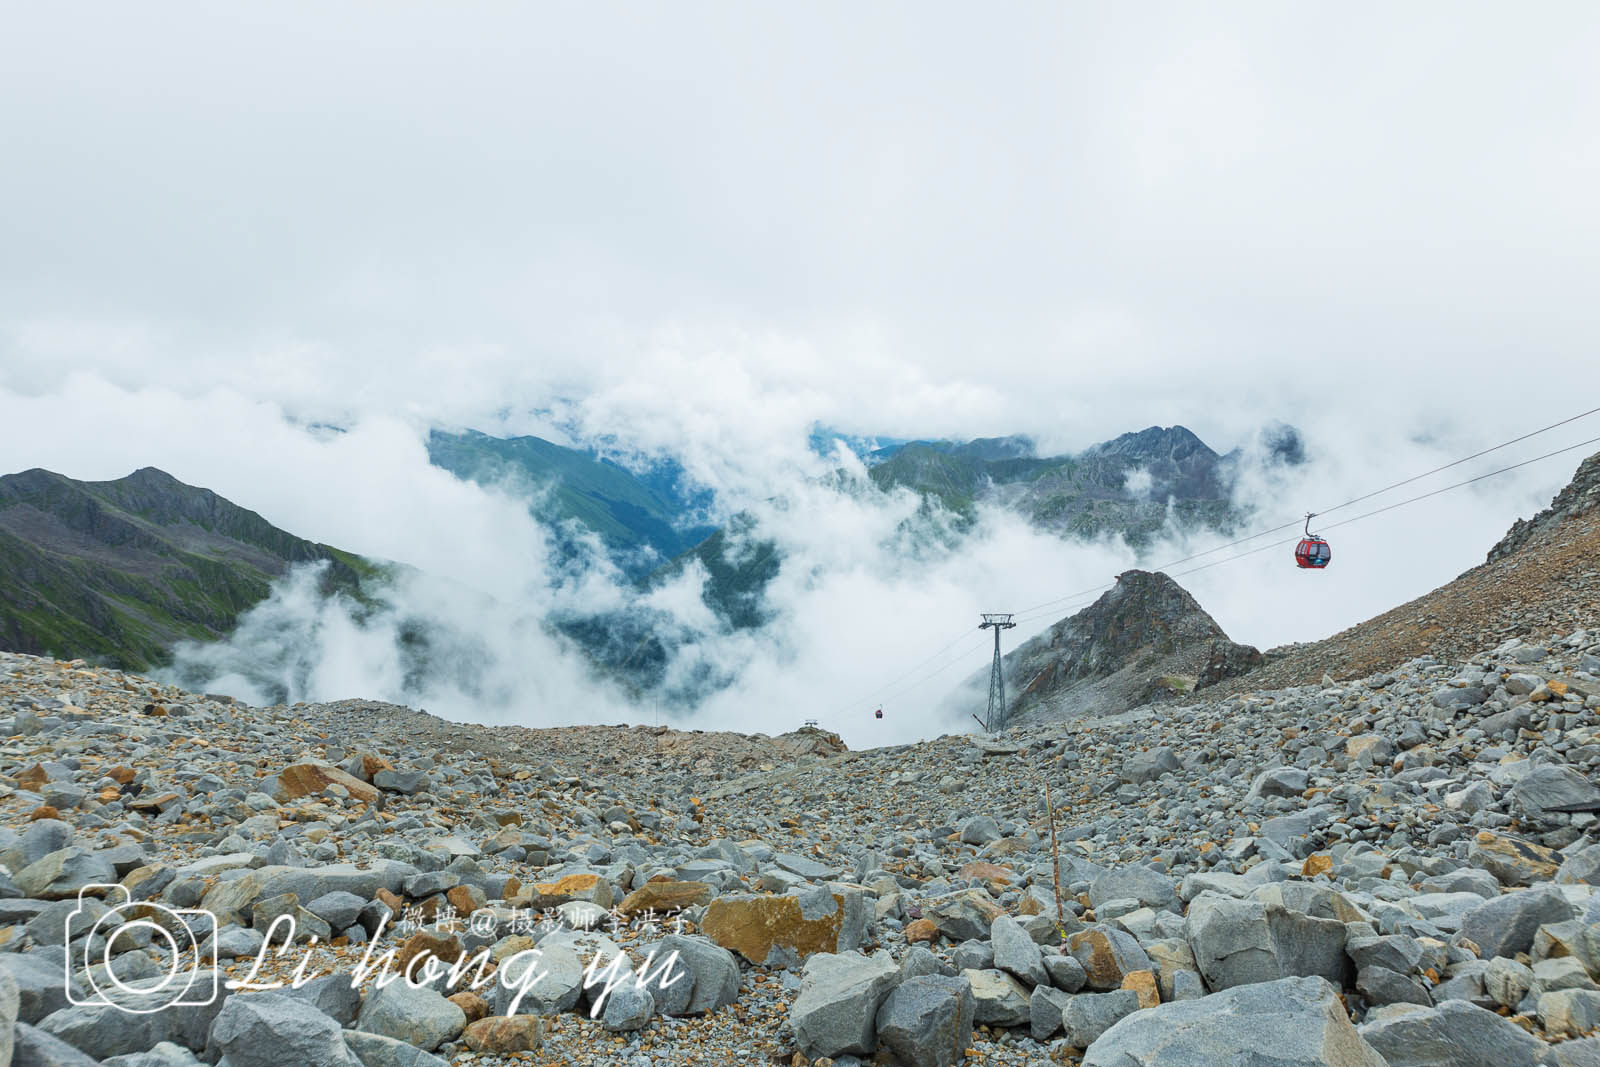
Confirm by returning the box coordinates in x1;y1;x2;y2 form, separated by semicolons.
979;613;1016;732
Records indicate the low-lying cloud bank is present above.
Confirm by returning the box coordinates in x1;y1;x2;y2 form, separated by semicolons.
0;373;1586;749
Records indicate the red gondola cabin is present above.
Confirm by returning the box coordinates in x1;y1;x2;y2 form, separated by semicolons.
1294;537;1331;568
1295;513;1331;568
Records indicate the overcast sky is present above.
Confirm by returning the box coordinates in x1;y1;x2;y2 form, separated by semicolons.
2;3;1598;742
4;2;1598;445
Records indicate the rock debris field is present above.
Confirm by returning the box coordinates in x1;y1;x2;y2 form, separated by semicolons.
5;625;1600;1065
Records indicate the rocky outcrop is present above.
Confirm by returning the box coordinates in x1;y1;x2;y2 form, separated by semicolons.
989;570;1261;724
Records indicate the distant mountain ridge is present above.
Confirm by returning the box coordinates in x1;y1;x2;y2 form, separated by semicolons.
0;467;370;670
865;424;1253;547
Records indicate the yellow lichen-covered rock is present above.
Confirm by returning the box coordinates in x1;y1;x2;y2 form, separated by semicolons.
514;871;614;909
1122;968;1160;1009
1469;830;1559;886
618;879;714;915
702;889;865;966
264;762;379;805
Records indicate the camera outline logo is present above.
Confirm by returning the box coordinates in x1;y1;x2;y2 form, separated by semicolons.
65;884;219;1014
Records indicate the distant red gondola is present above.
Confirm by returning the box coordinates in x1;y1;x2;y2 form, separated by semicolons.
1295;513;1331;569
874;707;883;719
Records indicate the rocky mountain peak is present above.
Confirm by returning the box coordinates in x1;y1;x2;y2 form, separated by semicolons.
998;569;1261;724
1081;425;1214;464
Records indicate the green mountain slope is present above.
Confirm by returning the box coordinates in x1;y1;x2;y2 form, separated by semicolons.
0;467;370;670
427;429;716;575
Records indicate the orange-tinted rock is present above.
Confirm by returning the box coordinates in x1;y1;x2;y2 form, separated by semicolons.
702;892;863;966
449;990;491;1024
107;765;136;785
523;872;614;909
618;880;714;915
447;884;487;914
1302;854;1332;878
267;762;379;805
1069;928;1147;989
349;753;393;781
904;918;940;944
396;930;462;976
957;861;1018;883
1470;830;1559;886
1122;969;1160;1009
462;1015;543;1053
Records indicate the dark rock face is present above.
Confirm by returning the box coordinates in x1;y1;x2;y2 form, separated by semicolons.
1488;451;1600;563
997;570;1261;724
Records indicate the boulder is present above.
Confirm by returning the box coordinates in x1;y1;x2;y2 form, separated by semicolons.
923;889;1006;942
991;915;1049;987
11;1020;104;1066
1182;891;1348;990
1;951;70;1024
356;982;466;1051
209;992;363;1067
1122;748;1181;785
1064;989;1141;1048
963;968;1031;1027
261;763;379;806
16;848;117;899
1089;867;1181;915
1069;926;1154;990
790;951;900;1059
958;816;1002;845
372;768;429;795
600;980;655;1032
701;888;865;967
1358;999;1549;1066
648;935;739;1016
1083;976;1386;1066
617;880;714;915
1247;767;1310;800
1468;831;1560;887
1030;985;1073;1040
341;1030;451;1067
1512;765;1600;816
492;945;584;1015
1541;989;1600;1039
1459;885;1577;960
461;1015;544;1053
874;974;975;1067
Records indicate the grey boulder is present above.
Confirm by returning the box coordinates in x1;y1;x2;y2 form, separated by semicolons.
791;951;900;1059
1358;999;1548;1066
874;974;975;1067
210;993;363;1067
1459;885;1577;960
356;982;465;1052
11;1020;104;1066
1082;976;1386;1066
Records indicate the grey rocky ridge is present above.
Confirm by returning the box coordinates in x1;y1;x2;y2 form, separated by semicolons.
0;452;1597;1065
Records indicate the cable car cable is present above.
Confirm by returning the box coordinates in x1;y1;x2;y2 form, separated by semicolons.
1011;404;1600;618
830;407;1600;721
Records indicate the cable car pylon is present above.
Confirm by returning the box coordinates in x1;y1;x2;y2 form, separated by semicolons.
979;613;1017;732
